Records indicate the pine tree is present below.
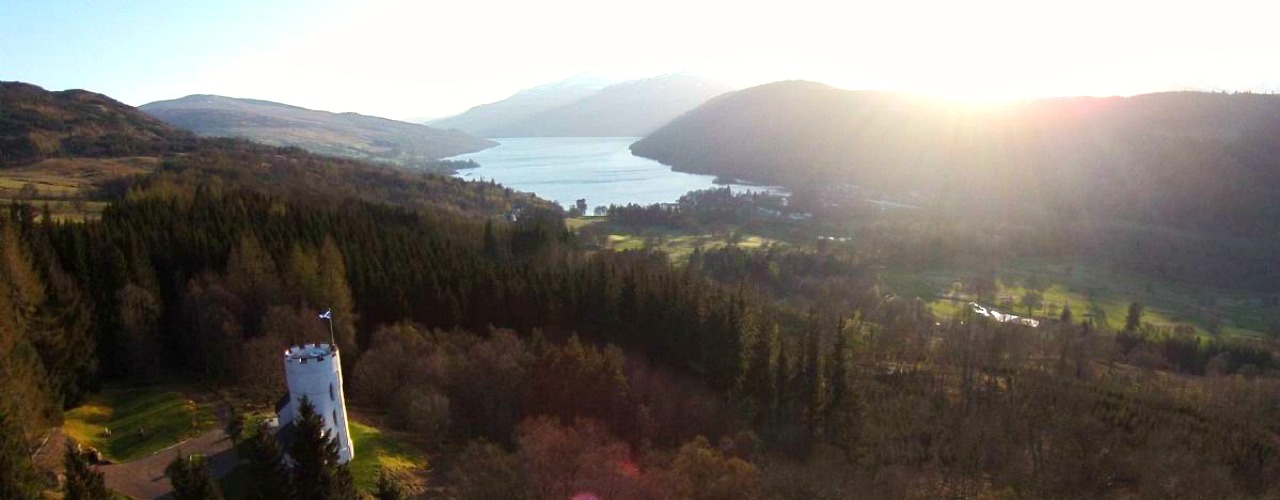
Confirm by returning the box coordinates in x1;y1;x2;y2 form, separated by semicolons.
772;340;791;423
482;219;500;259
316;238;357;356
33;259;98;407
244;426;289;500
225;234;282;337
0;410;39;500
1124;302;1144;332
0;221;57;429
827;317;853;421
289;397;357;500
165;453;224;500
740;323;775;424
63;441;110;500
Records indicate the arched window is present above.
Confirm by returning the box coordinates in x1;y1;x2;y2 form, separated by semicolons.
329;383;335;401
332;410;339;427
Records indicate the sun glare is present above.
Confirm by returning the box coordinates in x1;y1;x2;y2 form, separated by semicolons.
827;50;1121;103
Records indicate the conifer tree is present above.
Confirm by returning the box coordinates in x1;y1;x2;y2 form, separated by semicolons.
289;397;357;500
740;324;775;424
165;453;224;500
772;340;791;423
0;222;57;429
0;410;39;500
316;238;358;356
63;442;110;500
225;234;282;336
482;219;500;259
33;260;98;407
244;426;289;500
1124;302;1144;332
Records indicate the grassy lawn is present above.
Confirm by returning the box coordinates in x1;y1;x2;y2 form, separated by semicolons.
219;411;428;496
348;419;429;492
893;260;1277;339
63;385;216;462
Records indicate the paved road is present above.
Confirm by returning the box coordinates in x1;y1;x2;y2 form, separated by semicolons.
97;426;239;500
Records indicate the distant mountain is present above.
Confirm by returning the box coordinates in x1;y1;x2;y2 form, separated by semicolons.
431;74;733;137
632;81;1280;237
140;95;496;167
0;81;542;217
429;74;614;136
1;81;195;166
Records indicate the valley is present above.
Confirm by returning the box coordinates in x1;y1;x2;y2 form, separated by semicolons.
3;76;1279;500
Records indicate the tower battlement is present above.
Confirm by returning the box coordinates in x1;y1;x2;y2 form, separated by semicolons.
283;343;337;363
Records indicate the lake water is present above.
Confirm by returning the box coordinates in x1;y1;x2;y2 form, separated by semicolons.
448;137;785;210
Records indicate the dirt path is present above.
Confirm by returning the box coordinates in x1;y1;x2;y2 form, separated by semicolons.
97;425;239;500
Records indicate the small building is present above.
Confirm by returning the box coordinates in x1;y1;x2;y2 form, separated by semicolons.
275;343;354;463
970;302;1040;328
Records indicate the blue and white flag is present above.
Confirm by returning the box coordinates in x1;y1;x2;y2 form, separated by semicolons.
318;309;332;320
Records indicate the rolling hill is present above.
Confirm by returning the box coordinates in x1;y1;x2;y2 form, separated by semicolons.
0;81;542;219
1;81;196;167
430;74;732;137
631;81;1280;237
139;95;496;168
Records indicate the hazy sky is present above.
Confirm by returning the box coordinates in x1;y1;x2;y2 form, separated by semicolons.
3;0;1278;120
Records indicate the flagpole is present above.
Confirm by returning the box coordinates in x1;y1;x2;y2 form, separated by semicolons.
321;308;335;347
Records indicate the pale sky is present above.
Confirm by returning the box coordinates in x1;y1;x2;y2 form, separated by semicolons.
3;0;1278;120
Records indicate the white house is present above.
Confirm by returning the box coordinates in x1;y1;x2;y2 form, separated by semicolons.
970;302;1041;328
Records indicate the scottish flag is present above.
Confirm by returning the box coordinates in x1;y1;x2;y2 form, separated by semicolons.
318;309;332;320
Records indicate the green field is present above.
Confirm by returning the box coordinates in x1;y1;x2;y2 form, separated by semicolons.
570;217;782;263
348;419;429;492
564;216;603;231
890;260;1278;339
0;156;153;222
63;385;216;462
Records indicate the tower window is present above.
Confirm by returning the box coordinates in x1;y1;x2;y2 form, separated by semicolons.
329;383;335;401
333;410;339;427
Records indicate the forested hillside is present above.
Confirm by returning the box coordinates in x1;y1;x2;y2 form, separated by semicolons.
632;82;1280;238
140;94;495;170
3;82;1280;499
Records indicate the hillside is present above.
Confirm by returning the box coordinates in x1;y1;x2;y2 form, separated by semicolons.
632;81;1280;237
431;74;732;137
428;74;613;136
0;81;195;166
140;95;496;168
0;82;540;219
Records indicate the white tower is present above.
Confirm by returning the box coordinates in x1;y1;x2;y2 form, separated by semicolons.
279;343;354;463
